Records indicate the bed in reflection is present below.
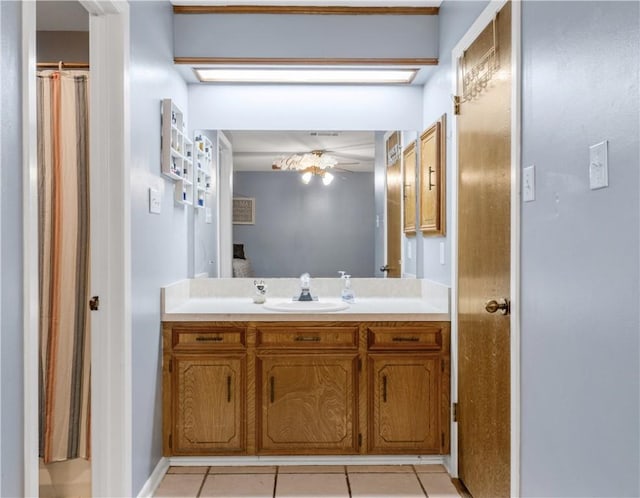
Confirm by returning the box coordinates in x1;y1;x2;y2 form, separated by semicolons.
232;243;254;277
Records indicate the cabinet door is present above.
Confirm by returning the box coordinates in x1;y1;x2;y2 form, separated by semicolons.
173;355;245;454
258;354;358;454
368;355;440;453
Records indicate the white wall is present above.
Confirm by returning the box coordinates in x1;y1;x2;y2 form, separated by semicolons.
129;1;203;494
520;2;639;496
420;0;489;285
0;2;25;496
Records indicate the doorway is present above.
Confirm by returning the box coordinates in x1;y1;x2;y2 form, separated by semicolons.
23;1;132;496
451;0;521;496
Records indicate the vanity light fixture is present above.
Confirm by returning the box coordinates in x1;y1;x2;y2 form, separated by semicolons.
194;68;418;84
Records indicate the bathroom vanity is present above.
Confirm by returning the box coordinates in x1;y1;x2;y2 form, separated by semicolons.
161;278;451;458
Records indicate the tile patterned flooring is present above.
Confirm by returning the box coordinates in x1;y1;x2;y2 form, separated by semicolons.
154;464;463;497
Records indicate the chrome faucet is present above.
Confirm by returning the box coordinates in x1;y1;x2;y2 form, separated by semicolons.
297;272;313;301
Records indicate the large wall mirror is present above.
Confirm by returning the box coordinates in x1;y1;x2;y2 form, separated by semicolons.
227;130;380;278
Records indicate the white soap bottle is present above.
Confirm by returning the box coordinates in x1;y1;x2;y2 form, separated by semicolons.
341;274;355;303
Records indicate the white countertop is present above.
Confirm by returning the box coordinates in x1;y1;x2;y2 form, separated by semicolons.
162;297;449;322
161;278;451;322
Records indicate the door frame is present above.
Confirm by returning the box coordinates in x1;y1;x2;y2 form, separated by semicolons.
217;131;233;277
449;1;521;495
22;1;132;496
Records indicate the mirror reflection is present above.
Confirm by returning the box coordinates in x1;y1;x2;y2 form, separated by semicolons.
226;130;380;278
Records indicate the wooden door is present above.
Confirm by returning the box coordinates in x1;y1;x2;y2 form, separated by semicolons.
402;141;417;234
457;3;512;496
173;355;245;454
385;131;402;277
257;354;358;453
368;355;440;453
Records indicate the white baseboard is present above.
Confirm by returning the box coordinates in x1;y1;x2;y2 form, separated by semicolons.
137;457;169;498
168;455;445;467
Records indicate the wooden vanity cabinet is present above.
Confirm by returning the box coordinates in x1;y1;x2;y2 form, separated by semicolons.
257;354;358;454
163;324;247;455
163;321;450;457
366;324;450;455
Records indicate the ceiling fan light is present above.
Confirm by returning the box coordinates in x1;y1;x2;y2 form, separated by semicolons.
322;172;335;186
301;171;313;184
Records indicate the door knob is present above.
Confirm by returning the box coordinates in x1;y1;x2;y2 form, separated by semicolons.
485;298;510;315
380;265;390;273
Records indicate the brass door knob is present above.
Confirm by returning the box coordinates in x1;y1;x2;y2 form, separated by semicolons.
485;298;510;315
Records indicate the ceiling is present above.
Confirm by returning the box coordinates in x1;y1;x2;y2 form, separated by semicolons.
36;0;89;31
225;130;375;172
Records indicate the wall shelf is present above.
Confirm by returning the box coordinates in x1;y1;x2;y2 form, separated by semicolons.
193;133;214;210
161;98;195;207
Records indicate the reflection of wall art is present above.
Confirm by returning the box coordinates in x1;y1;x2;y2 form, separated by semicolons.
419;114;446;235
233;197;255;225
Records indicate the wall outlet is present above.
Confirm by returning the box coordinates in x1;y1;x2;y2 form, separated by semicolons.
149;188;161;214
523;165;535;202
589;140;608;190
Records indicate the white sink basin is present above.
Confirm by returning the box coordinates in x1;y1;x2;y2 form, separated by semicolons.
263;300;350;313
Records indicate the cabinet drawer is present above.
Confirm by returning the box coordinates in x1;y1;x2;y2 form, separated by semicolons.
172;327;246;351
367;326;442;351
256;326;358;349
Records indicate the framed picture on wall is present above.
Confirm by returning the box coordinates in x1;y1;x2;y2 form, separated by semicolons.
419;114;446;235
232;197;255;225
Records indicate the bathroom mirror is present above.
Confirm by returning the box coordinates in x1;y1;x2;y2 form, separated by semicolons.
228;130;380;278
195;129;419;279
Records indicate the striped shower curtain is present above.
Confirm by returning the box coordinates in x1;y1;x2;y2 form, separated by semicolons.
37;70;91;463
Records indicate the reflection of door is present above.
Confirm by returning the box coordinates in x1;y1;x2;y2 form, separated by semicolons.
385;132;402;277
457;2;512;497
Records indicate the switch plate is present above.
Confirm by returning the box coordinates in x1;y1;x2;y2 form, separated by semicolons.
149;188;161;214
407;243;412;259
589;140;608;190
205;208;213;224
523;165;535;202
439;242;445;265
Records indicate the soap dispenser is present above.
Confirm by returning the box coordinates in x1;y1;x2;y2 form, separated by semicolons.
340;273;355;303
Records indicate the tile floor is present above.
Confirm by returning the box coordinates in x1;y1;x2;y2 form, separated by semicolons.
154;464;463;498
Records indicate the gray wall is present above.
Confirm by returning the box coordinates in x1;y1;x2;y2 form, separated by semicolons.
420;0;489;285
36;31;89;63
129;1;204;494
233;171;375;278
0;3;25;496
175;12;438;59
520;2;639;496
373;131;386;277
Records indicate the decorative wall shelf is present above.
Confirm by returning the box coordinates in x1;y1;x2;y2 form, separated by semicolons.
161;98;195;206
193;133;213;210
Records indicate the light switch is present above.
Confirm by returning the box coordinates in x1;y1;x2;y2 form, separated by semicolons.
439;242;445;265
205;208;213;224
149;188;161;214
523;165;535;202
407;243;412;259
589;140;608;190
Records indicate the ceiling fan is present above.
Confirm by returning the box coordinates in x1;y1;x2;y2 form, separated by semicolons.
271;150;359;185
